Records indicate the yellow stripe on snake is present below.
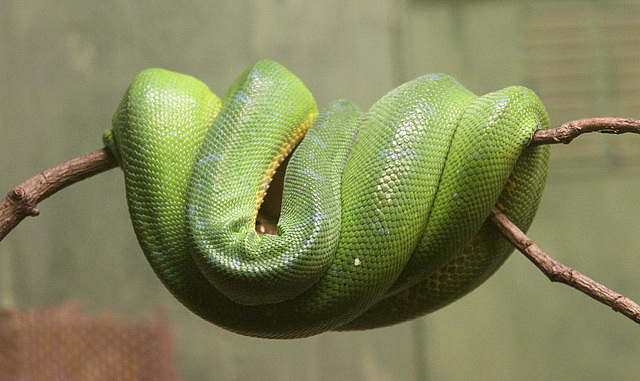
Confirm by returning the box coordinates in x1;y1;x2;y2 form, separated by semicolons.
104;60;549;339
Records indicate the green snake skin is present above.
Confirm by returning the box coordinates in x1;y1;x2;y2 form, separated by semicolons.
104;60;550;339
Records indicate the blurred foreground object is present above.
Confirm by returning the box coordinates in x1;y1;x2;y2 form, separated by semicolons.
0;303;179;381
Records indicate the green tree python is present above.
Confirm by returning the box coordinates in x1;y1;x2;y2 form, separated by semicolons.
104;59;550;339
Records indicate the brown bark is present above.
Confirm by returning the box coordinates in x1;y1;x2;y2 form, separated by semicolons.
0;148;117;241
1;118;639;325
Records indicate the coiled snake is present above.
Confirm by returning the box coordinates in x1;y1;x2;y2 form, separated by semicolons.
104;60;549;338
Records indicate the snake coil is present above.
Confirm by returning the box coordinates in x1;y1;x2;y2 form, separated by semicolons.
104;60;549;338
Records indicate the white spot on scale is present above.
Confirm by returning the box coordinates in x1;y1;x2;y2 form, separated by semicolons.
354;258;361;266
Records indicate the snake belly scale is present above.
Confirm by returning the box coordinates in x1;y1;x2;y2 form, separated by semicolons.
104;60;550;338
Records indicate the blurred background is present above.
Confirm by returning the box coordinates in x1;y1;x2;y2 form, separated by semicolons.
1;0;640;379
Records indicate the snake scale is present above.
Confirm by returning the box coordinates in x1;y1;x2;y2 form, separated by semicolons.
104;60;550;339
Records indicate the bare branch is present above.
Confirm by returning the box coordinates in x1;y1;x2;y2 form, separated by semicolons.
489;207;640;324
0;117;639;327
0;148;117;242
531;117;640;146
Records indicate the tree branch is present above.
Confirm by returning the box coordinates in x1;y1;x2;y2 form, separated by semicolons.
489;206;640;324
0;117;639;325
530;117;640;146
0;148;118;241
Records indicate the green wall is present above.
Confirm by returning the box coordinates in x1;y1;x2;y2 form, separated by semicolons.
2;1;640;379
